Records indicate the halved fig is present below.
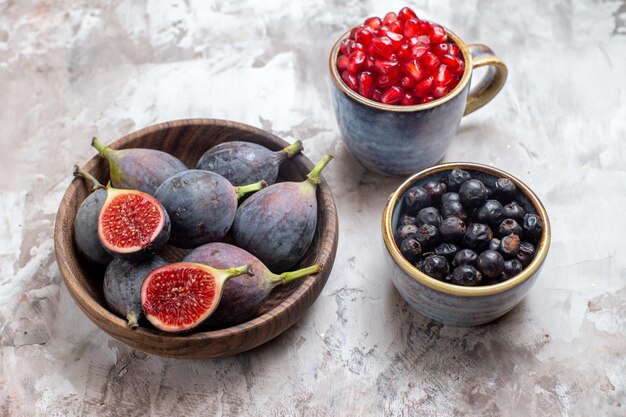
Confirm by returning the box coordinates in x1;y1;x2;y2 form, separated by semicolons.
98;185;170;261
141;262;252;332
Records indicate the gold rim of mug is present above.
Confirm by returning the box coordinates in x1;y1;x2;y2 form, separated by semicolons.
382;162;551;297
328;26;473;112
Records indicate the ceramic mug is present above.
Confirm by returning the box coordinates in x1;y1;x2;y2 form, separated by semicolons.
329;27;508;177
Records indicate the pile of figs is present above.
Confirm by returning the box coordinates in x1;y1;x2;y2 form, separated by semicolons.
73;137;331;333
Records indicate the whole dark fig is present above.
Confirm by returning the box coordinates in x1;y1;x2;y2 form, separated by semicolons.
233;154;333;271
103;256;167;328
183;242;321;328
92;137;187;195
155;170;266;248
73;166;114;265
196;140;303;186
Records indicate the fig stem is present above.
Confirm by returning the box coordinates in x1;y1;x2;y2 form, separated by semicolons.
274;264;322;285
221;264;253;281
282;140;304;158
306;154;334;185
127;311;139;329
91;137;110;154
235;180;267;199
73;165;105;191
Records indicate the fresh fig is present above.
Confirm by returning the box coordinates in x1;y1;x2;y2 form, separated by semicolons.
183;242;322;328
103;256;167;328
196;140;303;186
141;262;252;332
72;166;114;265
98;185;171;261
154;170;266;248
91;137;187;195
232;154;333;271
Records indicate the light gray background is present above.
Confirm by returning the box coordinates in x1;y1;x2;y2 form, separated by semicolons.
1;0;625;416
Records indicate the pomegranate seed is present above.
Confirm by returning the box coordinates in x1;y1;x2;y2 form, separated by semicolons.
374;58;399;75
401;91;416;105
337;54;349;70
417;35;431;44
441;54;460;71
416;20;431;36
407;37;420;46
348;50;366;73
371;36;394;58
449;43;460;57
398;7;418;21
349;26;362;40
377;72;401;88
414;76;434;96
349;42;364;54
364;57;375;71
421;51;440;69
383;12;397;24
386;31;404;49
341;70;358;90
355;27;374;46
455;59;466;75
411;43;429;59
358;71;376;98
372;88;383;101
403;59;426;82
434;64;453;86
404;19;421;38
429;25;447;43
432;43;451;57
400;75;415;89
397;42;412;60
432;85;450;98
340;39;353;55
381;85;403;104
364;17;382;30
389;21;403;34
418;95;435;104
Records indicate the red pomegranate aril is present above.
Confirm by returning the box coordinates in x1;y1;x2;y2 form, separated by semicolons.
414;76;434;96
403;19;421;38
421;51;440;69
397;42;412;60
371;36;395;58
449;43;460;57
381;85;403;104
432;42;451;57
386;31;404;49
403;59;426;82
340;39;353;55
398;6;418;21
455;58;466;75
411;43;429;59
400;75;415;89
429;24;447;43
417;35;431;44
383;12;398;24
364;16;382;30
337;55;349;70
377;72;400;88
349;42;364;54
432;84;450;98
348;50;366;73
341;70;358;90
416;20;431;36
441;54;460;71
372;88;383;101
401;91;416;105
389;21;404;34
363;57;375;71
418;95;435;104
355;27;374;46
358;71;376;98
434;64;453;86
374;58;399;75
350;25;363;40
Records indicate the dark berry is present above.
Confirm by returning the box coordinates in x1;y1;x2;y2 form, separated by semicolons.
396;224;418;242
403;186;431;214
452;265;482;286
498;218;522;237
517;241;536;267
500;234;521;258
421;255;450;280
399;214;416;226
493;178;516;203
459;179;489;209
441;192;460;205
441;200;467;220
415;207;442;227
503;202;526;223
452;249;478;267
439;216;466;242
523;214;543;241
475;199;505;226
503;258;523;279
423;181;447;204
446;168;470;192
414;224;440;250
476;250;505;280
488;238;501;251
400;238;422;262
463;223;493;250
434;243;459;260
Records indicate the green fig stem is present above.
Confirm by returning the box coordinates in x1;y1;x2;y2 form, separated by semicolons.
221;264;253;282
273;264;322;285
73;165;105;191
127;311;139;329
91;137;109;154
235;180;267;199
282;140;303;158
306;154;334;186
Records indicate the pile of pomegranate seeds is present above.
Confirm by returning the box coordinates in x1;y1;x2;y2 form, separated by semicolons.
336;7;465;105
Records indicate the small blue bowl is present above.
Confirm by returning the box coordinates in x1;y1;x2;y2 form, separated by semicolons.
382;162;551;326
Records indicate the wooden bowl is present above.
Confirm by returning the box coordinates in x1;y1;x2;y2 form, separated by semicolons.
54;119;338;358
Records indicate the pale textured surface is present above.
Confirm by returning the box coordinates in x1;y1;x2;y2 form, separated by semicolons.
1;0;625;415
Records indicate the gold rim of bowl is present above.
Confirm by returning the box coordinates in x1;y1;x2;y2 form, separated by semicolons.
382;162;551;297
328;26;472;112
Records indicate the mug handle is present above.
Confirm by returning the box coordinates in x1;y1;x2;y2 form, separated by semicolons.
464;44;508;116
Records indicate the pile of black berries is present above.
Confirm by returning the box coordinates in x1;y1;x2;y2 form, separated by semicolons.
395;168;543;286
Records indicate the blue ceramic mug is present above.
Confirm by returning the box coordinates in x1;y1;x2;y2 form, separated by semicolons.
329;28;508;177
